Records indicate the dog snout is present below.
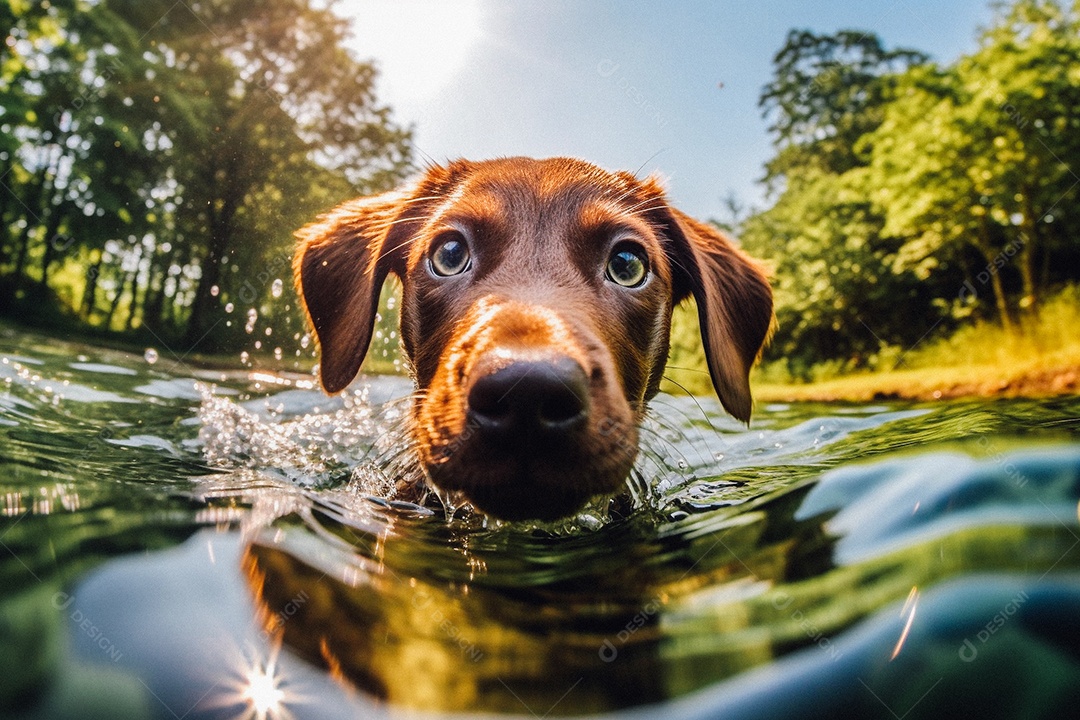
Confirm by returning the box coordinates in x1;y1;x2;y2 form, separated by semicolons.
466;356;590;440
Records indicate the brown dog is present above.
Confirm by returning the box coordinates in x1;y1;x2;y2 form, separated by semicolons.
294;157;772;521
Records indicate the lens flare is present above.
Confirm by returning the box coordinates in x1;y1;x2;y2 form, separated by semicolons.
207;642;300;720
244;664;285;719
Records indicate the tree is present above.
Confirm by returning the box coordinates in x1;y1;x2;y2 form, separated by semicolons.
741;169;941;375
759;29;927;187
0;0;412;354
863;0;1080;328
102;0;411;347
744;30;936;372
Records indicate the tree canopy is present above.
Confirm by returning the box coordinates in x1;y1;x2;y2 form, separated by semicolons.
0;0;411;356
739;0;1080;377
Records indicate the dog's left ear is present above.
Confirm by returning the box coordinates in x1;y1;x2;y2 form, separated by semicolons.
661;207;774;423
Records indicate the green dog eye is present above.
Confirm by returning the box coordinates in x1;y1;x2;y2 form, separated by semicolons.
606;247;648;288
430;234;471;277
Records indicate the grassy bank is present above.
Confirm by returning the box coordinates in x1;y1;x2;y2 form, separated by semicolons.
663;286;1080;403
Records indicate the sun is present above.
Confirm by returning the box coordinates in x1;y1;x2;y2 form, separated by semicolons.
334;0;486;106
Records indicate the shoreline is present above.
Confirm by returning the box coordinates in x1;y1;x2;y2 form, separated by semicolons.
753;363;1080;403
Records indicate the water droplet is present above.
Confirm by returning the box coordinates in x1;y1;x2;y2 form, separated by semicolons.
273;347;282;360
210;285;219;297
271;278;283;298
254;340;262;350
578;513;602;531
239;351;250;364
224;302;234;313
300;334;310;349
144;348;159;365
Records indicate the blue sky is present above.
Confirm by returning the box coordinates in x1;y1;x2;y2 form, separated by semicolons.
338;0;994;222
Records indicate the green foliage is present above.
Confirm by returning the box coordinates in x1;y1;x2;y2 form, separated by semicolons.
863;0;1080;330
740;169;947;379
0;0;412;358
743;27;938;377
733;1;1080;383
759;29;927;185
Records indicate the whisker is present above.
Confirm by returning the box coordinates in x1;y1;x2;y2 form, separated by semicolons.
633;149;667;178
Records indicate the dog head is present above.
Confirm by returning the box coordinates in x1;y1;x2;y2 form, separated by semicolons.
294;157;772;521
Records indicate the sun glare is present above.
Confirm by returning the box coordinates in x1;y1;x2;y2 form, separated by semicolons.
335;0;485;105
244;665;286;718
208;644;300;720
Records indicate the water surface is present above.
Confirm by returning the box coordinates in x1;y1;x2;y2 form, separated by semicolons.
1;323;1079;719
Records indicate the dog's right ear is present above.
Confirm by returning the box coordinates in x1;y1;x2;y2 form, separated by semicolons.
294;163;472;393
293;190;413;393
295;159;476;392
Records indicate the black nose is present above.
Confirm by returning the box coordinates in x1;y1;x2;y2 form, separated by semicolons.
466;357;590;439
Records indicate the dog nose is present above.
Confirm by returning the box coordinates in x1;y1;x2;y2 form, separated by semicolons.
467;357;589;438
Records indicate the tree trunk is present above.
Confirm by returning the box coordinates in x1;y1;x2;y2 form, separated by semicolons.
124;280;142;331
0;162;12;269
36;203;66;289
184;232;226;347
29;142;66;288
141;241;177;334
183;186;241;348
122;243;145;330
104;271;132;330
11;225;32;287
975;220;1013;332
1018;195;1040;317
81;253;103;320
10;171;47;286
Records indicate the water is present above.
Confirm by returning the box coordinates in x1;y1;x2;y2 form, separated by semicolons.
2;322;1079;719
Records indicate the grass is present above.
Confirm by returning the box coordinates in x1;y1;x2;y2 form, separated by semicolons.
751;286;1080;403
661;286;1080;402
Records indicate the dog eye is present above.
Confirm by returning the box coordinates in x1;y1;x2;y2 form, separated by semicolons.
429;234;471;277
606;246;648;288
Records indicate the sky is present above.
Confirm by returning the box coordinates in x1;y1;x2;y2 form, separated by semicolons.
335;0;994;222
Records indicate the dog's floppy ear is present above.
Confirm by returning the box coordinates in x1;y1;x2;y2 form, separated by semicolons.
294;160;471;393
662;207;774;423
293;190;412;393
